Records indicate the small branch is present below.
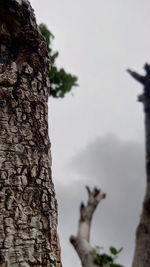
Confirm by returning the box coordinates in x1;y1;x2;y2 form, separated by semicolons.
144;63;150;75
70;186;106;267
127;69;145;85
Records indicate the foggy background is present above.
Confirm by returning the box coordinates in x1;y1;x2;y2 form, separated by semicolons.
30;1;149;266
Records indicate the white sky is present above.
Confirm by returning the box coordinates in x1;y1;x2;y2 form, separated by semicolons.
30;1;149;266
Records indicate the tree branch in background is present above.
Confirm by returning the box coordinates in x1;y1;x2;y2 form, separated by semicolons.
39;23;78;98
70;186;106;267
127;69;145;85
128;63;150;267
70;187;125;267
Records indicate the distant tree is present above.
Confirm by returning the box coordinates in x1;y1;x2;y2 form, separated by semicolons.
39;23;78;98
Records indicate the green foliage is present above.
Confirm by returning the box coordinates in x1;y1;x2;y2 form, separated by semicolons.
39;23;78;98
92;246;124;267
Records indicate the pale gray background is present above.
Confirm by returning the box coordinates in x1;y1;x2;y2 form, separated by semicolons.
30;1;149;266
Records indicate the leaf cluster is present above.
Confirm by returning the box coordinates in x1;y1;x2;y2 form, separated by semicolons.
39;23;78;98
92;246;124;267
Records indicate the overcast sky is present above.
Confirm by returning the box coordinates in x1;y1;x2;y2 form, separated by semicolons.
30;1;149;266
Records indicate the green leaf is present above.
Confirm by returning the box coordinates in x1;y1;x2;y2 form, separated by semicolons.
109;247;118;255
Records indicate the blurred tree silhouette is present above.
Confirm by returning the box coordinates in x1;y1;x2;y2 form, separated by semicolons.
39;23;78;98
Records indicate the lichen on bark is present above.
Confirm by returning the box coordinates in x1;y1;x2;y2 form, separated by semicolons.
0;0;61;266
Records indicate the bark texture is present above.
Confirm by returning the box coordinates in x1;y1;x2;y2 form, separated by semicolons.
70;186;105;267
0;0;61;266
128;64;150;267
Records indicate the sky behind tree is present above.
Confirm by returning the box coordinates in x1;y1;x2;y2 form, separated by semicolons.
30;1;149;266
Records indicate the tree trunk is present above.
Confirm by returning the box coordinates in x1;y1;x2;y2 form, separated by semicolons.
128;65;150;267
0;0;61;266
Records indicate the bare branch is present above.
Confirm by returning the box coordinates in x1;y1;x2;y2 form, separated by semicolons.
127;69;145;85
86;185;91;197
70;186;106;267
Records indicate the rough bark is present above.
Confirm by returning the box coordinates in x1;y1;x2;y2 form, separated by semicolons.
0;0;61;266
128;64;150;267
70;186;105;267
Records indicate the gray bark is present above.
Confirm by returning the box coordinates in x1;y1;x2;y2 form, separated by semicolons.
0;0;61;266
128;64;150;267
70;186;105;267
